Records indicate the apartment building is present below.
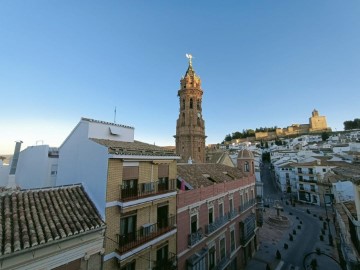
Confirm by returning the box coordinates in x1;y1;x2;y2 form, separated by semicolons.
293;158;345;205
176;150;258;270
56;118;180;270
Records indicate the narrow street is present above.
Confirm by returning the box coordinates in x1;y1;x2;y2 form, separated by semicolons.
246;162;341;270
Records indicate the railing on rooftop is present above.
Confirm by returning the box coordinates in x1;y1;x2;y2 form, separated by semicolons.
120;179;176;201
117;215;176;254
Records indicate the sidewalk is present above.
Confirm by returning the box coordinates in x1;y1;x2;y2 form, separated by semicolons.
245;202;340;270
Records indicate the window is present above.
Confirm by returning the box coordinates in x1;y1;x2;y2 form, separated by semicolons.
50;164;58;176
244;162;249;172
299;176;303;181
120;260;135;270
323;168;326;172
182;113;185;126
197;117;200;126
230;229;236;252
120;214;136;245
182;99;185;109
198;146;201;152
311;185;315;192
220;237;226;260
229;198;234;213
190;98;193;109
218;203;224;218
209;246;215;270
309;168;314;175
197;99;200;110
191;215;198;234
208;207;214;224
299;184;304;190
298;168;302;173
156;244;168;265
122;179;138;198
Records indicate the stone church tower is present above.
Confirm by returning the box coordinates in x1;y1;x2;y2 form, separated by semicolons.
175;55;206;163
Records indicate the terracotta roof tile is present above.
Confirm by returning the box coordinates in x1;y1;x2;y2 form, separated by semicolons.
0;184;104;256
177;164;247;188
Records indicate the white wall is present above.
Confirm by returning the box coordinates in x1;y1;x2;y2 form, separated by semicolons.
0;161;10;186
87;120;134;142
15;145;58;189
57;121;109;218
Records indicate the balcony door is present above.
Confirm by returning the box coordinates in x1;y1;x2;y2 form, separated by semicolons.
156;244;169;268
157;205;168;229
120;214;136;245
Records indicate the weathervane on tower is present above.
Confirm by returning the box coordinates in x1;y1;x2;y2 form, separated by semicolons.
186;53;193;66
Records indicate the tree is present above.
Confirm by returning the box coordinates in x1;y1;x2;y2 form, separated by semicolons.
344;118;360;130
224;134;232;142
321;132;329;141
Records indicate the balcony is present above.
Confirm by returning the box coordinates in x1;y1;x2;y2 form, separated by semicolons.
153;252;177;270
188;228;204;246
216;252;230;270
117;215;176;254
228;209;238;220
240;230;255;245
120;179;176;201
205;215;228;235
239;199;256;213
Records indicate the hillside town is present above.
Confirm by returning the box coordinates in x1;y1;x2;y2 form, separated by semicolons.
1;58;359;270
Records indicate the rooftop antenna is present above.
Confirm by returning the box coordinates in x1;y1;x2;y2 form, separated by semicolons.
114;106;117;123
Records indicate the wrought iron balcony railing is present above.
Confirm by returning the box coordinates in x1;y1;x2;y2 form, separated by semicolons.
153;252;177;270
216;251;230;270
240;230;255;245
205;215;228;235
188;228;204;246
117;215;176;254
120;179;176;201
228;209;238;220
239;199;256;213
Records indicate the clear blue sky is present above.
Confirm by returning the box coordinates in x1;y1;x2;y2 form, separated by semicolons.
1;1;359;154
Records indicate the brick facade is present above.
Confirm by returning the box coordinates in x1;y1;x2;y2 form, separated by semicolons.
177;177;258;270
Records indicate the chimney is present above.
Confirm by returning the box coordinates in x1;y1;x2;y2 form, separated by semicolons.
7;141;22;189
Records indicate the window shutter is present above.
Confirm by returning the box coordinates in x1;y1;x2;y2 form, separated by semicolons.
123;166;139;180
158;164;169;178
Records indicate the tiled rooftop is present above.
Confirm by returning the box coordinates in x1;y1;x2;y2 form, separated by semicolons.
177;163;246;188
0;184;105;256
91;138;180;157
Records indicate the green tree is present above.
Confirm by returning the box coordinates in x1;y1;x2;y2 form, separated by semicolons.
224;134;232;142
321;132;330;141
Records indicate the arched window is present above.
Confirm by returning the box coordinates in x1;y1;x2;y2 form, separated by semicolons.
197;117;200;126
182;99;185;110
190;98;193;109
182;113;185;126
197;99;200;110
244;161;249;172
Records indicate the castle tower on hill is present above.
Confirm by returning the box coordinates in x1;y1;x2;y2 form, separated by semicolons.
175;55;206;163
309;109;328;132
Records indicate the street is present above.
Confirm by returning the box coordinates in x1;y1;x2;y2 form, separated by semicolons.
246;162;341;270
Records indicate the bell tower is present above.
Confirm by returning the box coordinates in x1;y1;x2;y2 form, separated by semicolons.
175;54;206;163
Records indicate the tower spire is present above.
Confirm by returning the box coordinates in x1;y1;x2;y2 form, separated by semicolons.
175;55;206;163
